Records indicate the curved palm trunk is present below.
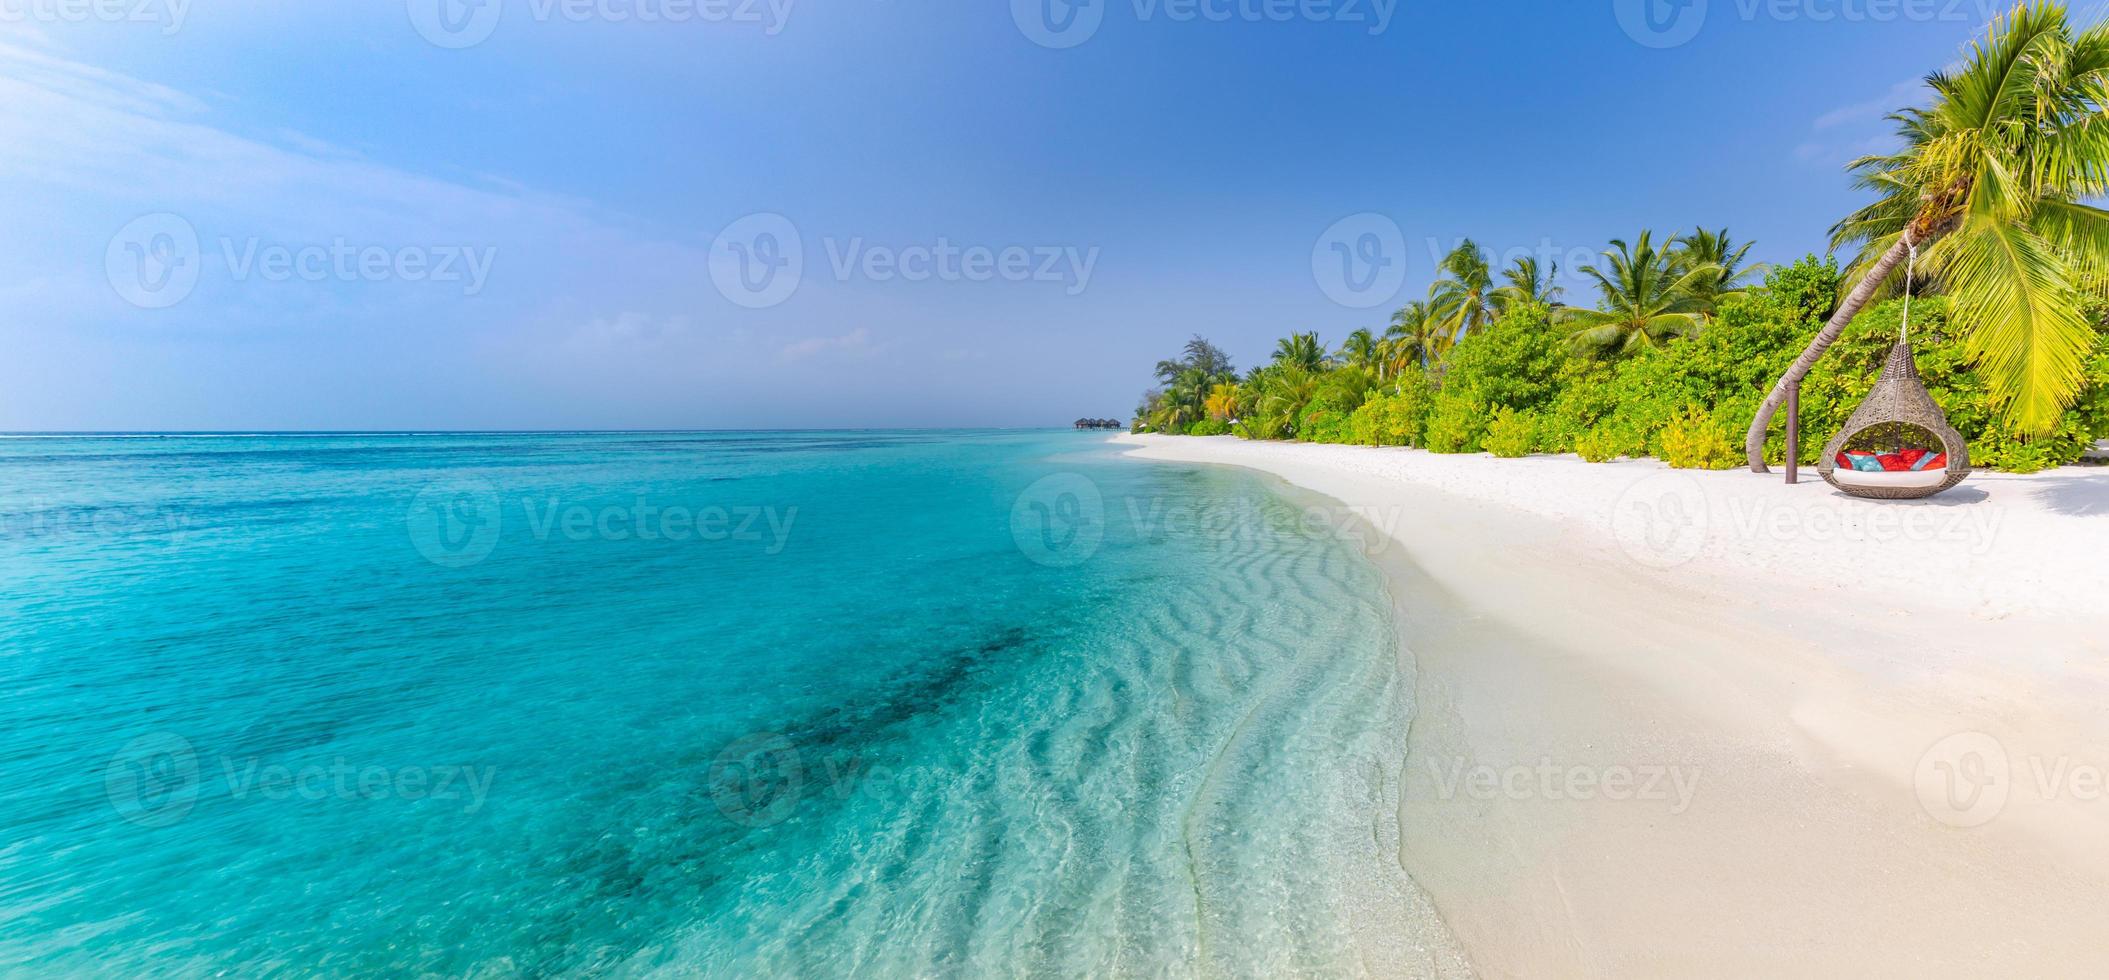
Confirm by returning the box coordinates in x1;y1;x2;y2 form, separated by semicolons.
1744;234;1915;472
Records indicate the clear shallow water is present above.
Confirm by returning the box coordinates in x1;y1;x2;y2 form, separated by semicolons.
0;431;1461;977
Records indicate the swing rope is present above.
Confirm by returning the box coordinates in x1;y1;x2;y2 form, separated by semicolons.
1900;238;1918;343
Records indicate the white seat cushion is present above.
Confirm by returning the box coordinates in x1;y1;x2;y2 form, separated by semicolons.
1832;468;1950;489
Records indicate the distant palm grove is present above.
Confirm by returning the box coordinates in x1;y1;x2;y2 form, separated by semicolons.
1135;3;2109;474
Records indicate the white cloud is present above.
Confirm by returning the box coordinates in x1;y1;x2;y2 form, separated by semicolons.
571;312;694;347
1813;78;1923;131
780;327;872;361
0;21;53;48
1794;78;1925;168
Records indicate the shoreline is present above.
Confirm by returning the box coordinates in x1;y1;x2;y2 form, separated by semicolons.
1114;433;2109;978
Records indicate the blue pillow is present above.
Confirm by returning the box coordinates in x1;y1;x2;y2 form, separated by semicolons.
1845;452;1885;472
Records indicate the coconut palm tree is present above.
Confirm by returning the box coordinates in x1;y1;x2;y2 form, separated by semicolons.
1252;365;1323;439
1491;256;1565;314
1153;366;1215;432
1430;241;1495;342
1671;227;1760;311
1272;332;1330;372
1337;328;1385;375
1560;232;1720;357
1154;334;1236;386
1382;297;1448;374
1746;2;2109;469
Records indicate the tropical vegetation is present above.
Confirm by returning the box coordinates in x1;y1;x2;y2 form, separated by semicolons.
1133;254;2109;473
1746;1;2109;468
1131;3;2109;476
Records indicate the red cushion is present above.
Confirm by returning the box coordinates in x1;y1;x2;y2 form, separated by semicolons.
1897;448;1931;466
1835;452;1854;468
1923;453;1948;470
1876;453;1913;472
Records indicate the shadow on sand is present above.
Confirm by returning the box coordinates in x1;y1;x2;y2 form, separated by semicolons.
2025;472;2109;517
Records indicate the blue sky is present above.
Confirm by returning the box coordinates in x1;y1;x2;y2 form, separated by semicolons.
0;0;2054;429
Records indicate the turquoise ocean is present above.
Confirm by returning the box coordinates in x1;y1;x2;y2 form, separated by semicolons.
0;430;1460;977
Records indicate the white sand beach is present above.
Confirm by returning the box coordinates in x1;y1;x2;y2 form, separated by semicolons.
1116;433;2109;978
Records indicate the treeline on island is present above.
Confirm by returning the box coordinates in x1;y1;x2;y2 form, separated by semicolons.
1133;238;2109;473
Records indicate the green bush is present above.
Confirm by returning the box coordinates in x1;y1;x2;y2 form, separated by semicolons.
1186;418;1232;436
1347;399;1391;447
1424;394;1487;454
1658;405;1739;469
1436;304;1568;415
1348;371;1435;447
1483;407;1539;458
1573;426;1643;462
1296;405;1353;444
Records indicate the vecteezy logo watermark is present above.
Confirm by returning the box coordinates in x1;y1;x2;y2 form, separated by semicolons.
1011;472;1106;567
1915;732;2010;828
1611;469;2003;570
709;213;805;309
1009;479;1412;567
1611;471;1711;569
1614;0;1707;48
1312;212;1406;309
707;732;805;828
407;0;504;47
1124;494;1404;556
0;0;190;34
704;732;999;829
406;477;505;568
104;732;202;828
1916;732;2109;830
105;215;500;310
1011;0;1105;48
409;0;793;48
1013;0;1397;49
1617;0;2000;48
106;213;202;310
707;213;1101;309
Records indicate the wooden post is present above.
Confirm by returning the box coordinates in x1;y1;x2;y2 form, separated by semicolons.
1785;382;1800;485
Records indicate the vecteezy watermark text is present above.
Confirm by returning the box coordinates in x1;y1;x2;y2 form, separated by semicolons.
104;732;497;828
0;0;188;34
1008;472;1407;567
0;501;190;541
408;0;793;49
708;213;1100;309
1012;0;1398;49
105;213;498;310
1616;0;2002;49
1422;756;1702;814
519;496;797;549
1611;471;2002;569
407;478;800;568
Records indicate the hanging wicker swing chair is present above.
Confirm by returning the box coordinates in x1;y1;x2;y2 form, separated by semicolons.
1814;243;1971;500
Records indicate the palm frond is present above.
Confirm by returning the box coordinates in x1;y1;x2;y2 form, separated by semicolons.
1942;214;2095;430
